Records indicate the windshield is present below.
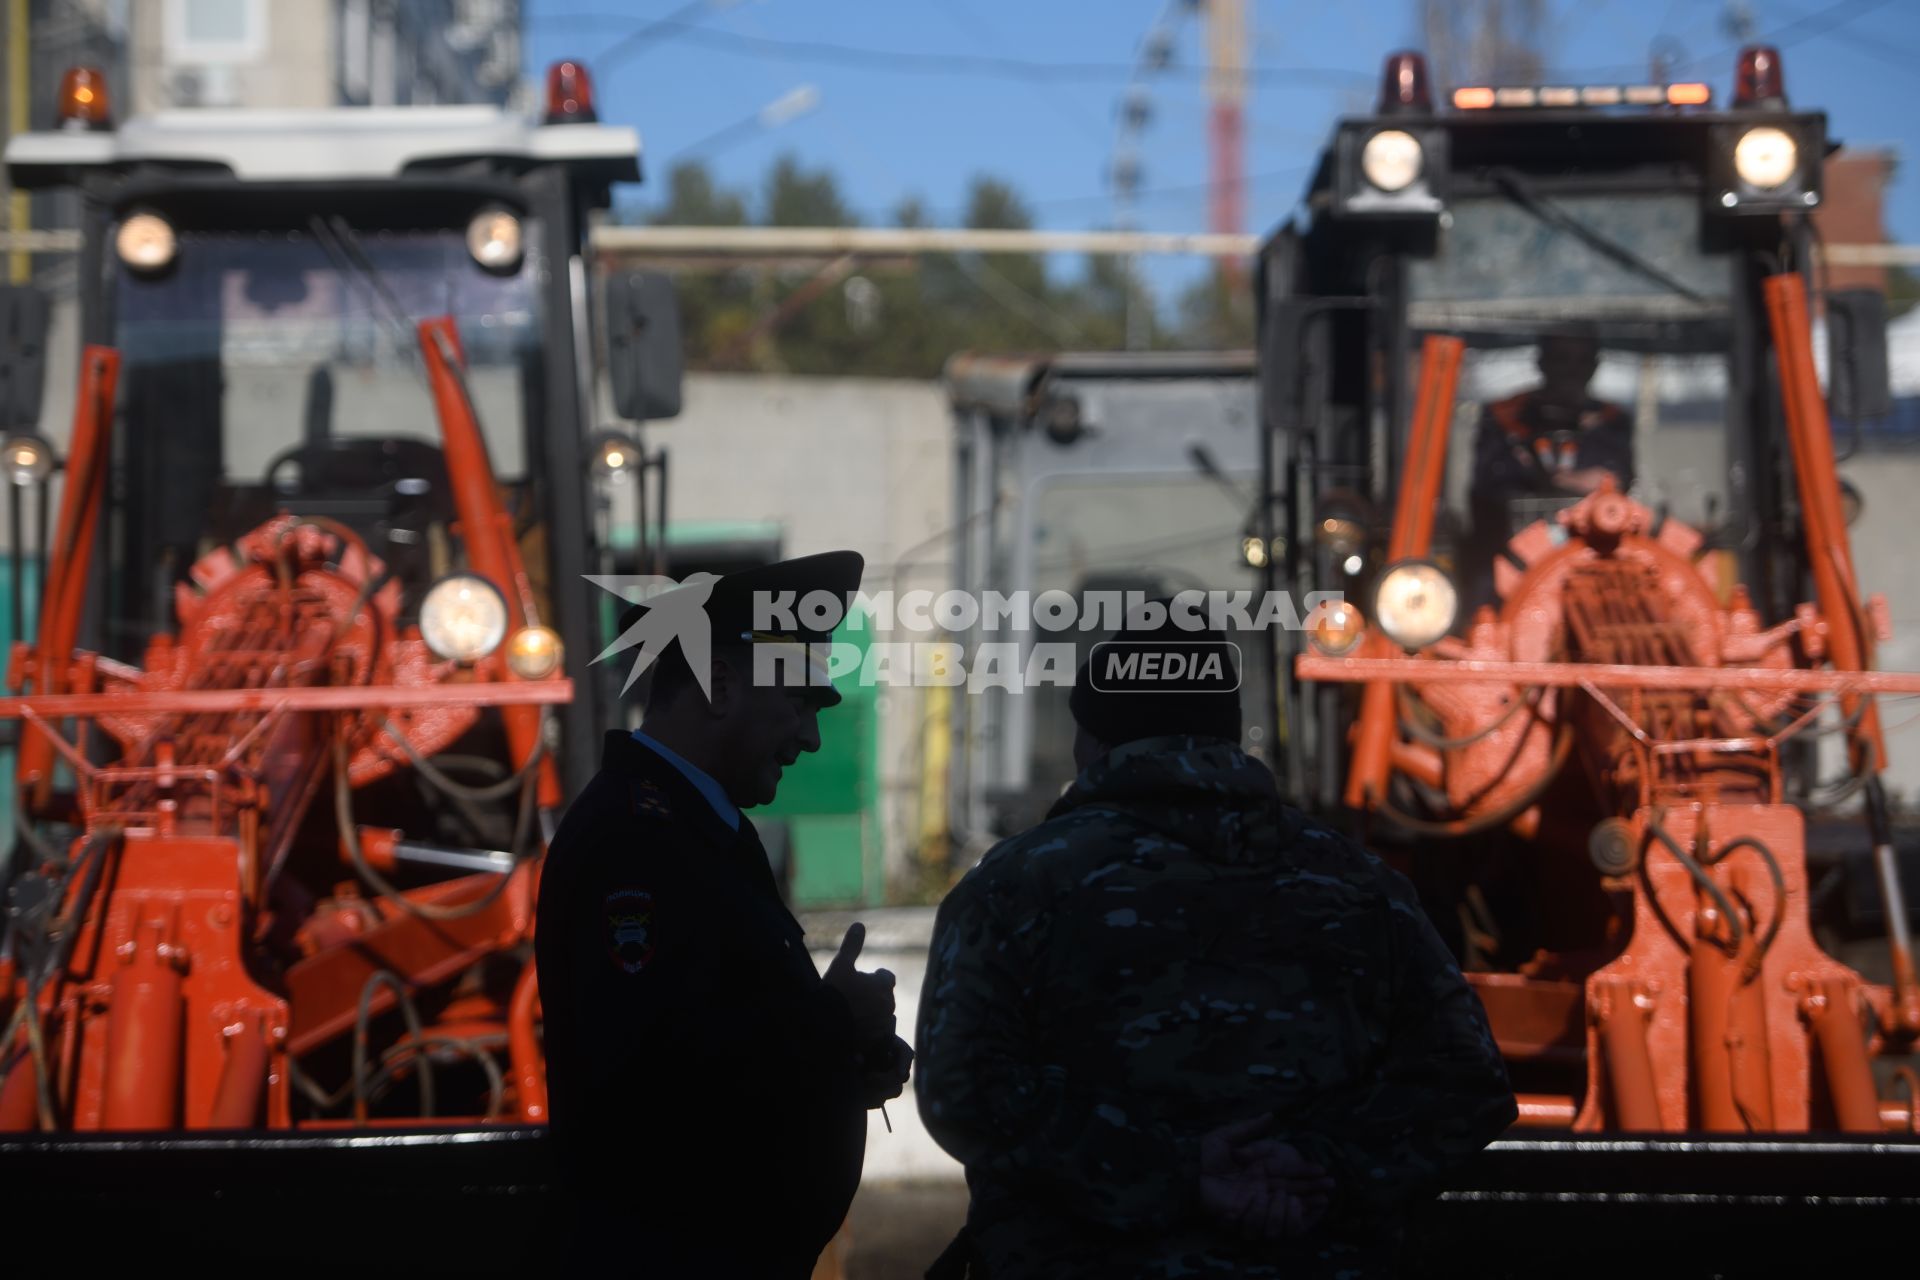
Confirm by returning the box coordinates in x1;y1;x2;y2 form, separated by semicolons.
1403;193;1736;616
1408;191;1730;330
106;223;544;654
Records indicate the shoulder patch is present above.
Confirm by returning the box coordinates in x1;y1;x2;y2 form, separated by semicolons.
604;886;657;973
630;780;673;819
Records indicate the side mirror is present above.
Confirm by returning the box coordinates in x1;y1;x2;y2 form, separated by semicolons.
0;285;51;430
604;270;683;422
1826;288;1891;421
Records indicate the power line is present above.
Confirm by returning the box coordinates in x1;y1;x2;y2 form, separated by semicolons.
1764;0;1920;69
1553;0;1898;78
586;0;726;73
931;0;1111;145
530;13;1371;87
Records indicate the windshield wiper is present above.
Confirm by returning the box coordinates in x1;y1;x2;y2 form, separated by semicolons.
1488;167;1710;307
307;214;420;344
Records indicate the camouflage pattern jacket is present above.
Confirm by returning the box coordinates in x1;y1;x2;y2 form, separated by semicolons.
915;736;1516;1278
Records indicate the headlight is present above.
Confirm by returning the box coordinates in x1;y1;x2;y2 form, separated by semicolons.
1361;129;1423;193
1307;600;1366;657
590;429;640;481
506;625;564;679
1318;516;1365;558
115;212;176;272
2;435;55;486
466;206;524;273
1374;560;1458;650
1734;126;1798;190
421;574;509;662
1241;535;1269;568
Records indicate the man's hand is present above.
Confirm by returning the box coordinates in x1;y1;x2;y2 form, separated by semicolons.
1198;1115;1336;1242
824;922;897;1045
860;1034;914;1109
1552;467;1615;495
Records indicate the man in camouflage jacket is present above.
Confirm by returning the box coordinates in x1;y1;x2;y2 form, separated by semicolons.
915;617;1516;1277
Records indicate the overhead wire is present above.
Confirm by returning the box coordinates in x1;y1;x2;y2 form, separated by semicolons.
531;13;1373;87
1553;0;1899;78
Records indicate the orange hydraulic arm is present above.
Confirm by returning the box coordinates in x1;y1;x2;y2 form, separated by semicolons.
1765;271;1919;1036
17;346;118;812
417;318;562;810
1345;333;1464;808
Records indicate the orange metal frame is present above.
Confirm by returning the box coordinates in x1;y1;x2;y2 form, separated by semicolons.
1299;277;1920;1135
2;318;575;1134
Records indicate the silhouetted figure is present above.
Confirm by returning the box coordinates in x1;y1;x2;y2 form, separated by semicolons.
917;612;1515;1277
536;552;910;1277
1467;329;1634;606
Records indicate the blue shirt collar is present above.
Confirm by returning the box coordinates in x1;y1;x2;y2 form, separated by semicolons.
632;729;741;831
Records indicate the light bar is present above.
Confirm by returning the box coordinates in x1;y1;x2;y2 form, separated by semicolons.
1451;82;1712;111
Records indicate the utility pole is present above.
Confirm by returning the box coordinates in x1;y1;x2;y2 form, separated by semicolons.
1207;0;1246;287
7;0;29;283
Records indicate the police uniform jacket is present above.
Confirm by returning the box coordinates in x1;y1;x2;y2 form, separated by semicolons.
535;731;867;1274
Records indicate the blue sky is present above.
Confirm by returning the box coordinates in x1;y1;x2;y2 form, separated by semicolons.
526;0;1920;309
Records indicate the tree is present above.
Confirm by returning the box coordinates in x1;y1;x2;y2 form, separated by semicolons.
962;176;1046;302
644;155;1240;375
652;161;749;227
1174;269;1255;349
764;154;857;227
1421;0;1547;94
640;162;755;370
1887;263;1920;320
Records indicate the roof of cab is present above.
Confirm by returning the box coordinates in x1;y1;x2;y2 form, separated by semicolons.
4;105;640;189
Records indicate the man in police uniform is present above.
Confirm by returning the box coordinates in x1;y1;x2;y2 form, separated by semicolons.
536;551;910;1276
916;613;1515;1277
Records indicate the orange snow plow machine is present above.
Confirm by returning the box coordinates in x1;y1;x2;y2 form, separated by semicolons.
0;320;565;1135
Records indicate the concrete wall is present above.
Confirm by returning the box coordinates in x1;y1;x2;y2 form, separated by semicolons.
802;907;961;1185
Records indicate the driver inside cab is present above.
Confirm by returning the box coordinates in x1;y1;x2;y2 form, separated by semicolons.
1466;327;1634;599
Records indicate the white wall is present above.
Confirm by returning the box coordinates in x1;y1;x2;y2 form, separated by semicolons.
804;907;962;1185
619;374;956;893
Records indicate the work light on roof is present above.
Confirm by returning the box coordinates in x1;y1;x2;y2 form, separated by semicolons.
545;59;598;124
1452;80;1711;110
56;66;111;130
1377;52;1432;114
1734;45;1787;109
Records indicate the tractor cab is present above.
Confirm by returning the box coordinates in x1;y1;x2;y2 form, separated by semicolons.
2;61;682;804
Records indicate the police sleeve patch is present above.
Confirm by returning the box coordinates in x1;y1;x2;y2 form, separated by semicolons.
604;887;657;973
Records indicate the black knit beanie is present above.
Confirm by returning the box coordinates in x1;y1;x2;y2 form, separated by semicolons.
1067;612;1242;747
